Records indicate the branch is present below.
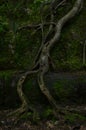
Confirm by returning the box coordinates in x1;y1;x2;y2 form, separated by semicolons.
16;22;56;32
48;0;83;50
51;0;66;11
43;11;54;44
34;12;55;64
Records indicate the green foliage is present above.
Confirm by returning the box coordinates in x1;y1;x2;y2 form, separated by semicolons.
0;0;86;71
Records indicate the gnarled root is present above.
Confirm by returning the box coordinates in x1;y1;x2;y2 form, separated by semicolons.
37;72;86;118
8;70;39;121
38;72;59;114
8;103;28;117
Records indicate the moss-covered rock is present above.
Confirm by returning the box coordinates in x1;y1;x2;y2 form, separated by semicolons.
45;72;86;104
0;71;86;109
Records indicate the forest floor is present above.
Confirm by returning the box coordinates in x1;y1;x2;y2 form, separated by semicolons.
0;110;86;130
0;72;86;130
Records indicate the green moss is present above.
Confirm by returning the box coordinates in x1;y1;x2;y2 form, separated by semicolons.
44;108;53;117
54;80;74;101
43;107;53;118
64;113;86;124
21;112;32;120
0;70;15;79
52;2;86;71
0;1;86;71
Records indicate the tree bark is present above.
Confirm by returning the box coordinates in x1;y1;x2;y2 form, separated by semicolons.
8;0;83;120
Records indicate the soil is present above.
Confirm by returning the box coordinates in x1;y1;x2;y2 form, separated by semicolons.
0;110;86;130
0;72;86;130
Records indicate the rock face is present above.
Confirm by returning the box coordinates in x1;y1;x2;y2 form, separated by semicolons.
0;72;86;109
45;72;86;104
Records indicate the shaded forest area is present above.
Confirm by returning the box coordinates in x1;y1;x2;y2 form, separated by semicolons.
0;0;86;130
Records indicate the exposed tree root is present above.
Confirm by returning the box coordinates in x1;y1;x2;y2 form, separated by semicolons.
36;0;83;117
8;70;39;121
64;105;86;115
38;73;58;109
7;0;84;121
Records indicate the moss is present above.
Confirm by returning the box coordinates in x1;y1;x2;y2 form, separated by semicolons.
53;73;86;104
64;113;86;124
54;80;74;101
0;1;86;71
24;77;45;103
52;2;86;71
21;112;32;120
0;70;15;79
42;107;54;119
43;108;53;117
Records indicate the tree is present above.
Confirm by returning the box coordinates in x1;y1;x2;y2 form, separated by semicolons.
5;0;84;120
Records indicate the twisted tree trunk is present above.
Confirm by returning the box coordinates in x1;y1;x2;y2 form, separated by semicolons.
9;0;84;120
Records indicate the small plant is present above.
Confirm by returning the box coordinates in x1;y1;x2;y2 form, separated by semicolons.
43;108;53;118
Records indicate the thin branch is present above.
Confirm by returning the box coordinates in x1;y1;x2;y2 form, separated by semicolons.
33;11;55;63
16;22;56;32
43;11;54;44
40;4;45;44
50;0;66;10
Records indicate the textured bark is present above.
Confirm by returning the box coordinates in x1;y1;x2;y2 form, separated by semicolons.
36;0;83;111
8;70;39;118
48;0;83;50
9;0;84;120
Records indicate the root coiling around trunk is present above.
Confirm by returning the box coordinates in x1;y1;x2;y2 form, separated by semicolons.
7;0;84;121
